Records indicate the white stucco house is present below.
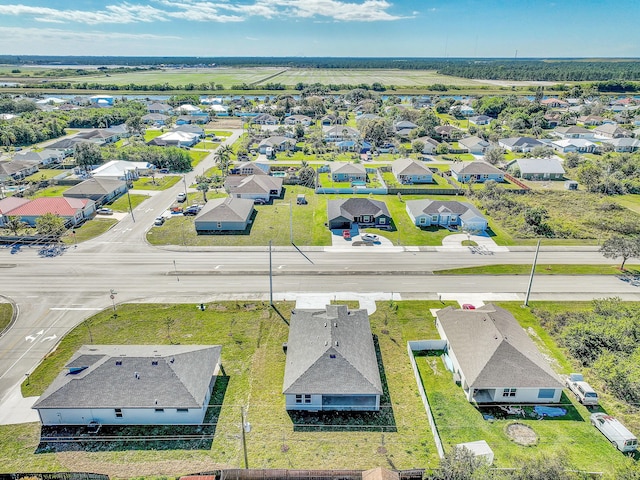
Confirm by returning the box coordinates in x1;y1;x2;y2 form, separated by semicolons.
33;344;222;426
436;304;563;404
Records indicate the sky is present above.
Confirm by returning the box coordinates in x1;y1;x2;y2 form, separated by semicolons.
0;0;639;58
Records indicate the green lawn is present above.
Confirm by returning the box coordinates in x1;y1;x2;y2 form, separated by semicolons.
107;193;149;212
434;264;639;275
0;302;13;333
143;130;164;142
132;175;181;190
189;150;209;167
381;171;453;190
14;300;456;475
23;169;71;182
61;218;117;245
208;130;233;137
193;140;220;150
28;185;70;198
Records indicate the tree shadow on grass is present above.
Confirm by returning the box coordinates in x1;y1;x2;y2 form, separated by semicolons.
288;335;396;433
35;375;229;453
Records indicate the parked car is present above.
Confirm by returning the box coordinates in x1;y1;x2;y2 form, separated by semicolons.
183;205;201;216
253;198;267;205
361;233;379;243
96;207;113;215
176;192;187;203
154;216;165;226
590;413;637;453
462;304;476;310
565;373;599;406
342;230;351;240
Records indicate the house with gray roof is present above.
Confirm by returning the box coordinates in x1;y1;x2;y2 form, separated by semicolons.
0;159;39;181
405;199;487;232
450;162;504;184
330;162;367;182
63;177;127;205
32;344;222;426
14;149;65;166
436;304;563;404
458;136;490;155
391;158;433;184
594;123;631;139
600;137;640;153
513;158;565;180
258;136;295;155
230;162;270;176
195;197;255;233
225;175;283;202
283;305;382;411
553;126;596;140
327;198;392;230
498;137;544;153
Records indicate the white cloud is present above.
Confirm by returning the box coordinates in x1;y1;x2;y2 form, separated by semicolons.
0;26;180;42
0;0;406;25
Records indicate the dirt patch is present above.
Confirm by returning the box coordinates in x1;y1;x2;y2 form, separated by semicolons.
214;304;228;311
505;422;538;446
209;118;242;129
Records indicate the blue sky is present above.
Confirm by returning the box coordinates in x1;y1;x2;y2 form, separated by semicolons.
0;0;638;58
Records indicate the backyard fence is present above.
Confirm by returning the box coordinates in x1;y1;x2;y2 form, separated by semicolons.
406;340;445;459
0;473;109;480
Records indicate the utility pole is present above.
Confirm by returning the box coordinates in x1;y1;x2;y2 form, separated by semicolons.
183;175;188;203
289;202;293;244
240;406;249;469
269;240;273;306
524;239;541;307
126;171;135;222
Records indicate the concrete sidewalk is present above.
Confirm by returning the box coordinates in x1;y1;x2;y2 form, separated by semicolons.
0;381;39;425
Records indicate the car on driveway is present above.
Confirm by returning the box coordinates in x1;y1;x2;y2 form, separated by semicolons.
342;230;351;240
96;207;113;215
253;198;267;205
462;304;476;310
176;192;187;203
154;216;165;226
361;233;379;243
183;205;201;216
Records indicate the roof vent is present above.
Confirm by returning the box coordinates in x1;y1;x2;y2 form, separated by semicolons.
334;323;338;327
330;354;336;359
324;322;327;327
152;361;158;366
134;372;140;379
335;341;339;347
115;361;122;366
170;358;175;363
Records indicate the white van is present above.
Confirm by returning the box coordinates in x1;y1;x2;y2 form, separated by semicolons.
590;413;638;453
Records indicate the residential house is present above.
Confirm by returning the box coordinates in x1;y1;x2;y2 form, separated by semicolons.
147;102;173;114
176;114;209;125
258;136;295;155
405;199;488;232
543;112;562;128
329;162;367;183
514;158;565;180
14;149;65;166
391;158;433;184
459;136;490;155
174;104;201;114
0;159;39;181
393;120;418;135
468;115;493;126
577;115;609;126
450;162;504;184
32;344;221;426
553;126;596;140
435;125;462;141
457;105;475;117
412;136;440;155
321;114;342;126
89;95;114;107
594;124;631;139
283;305;382;412
63;178;127;205
551;138;597;154
436;304;564;403
91;160;153;181
284;115;313;126
224;175;283;202
172;124;205;137
74;127;123;145
540;98;569;108
323;125;360;142
600;137;640;153
141;113;169;126
230;162;270;176
47;137;90;157
195;197;255;234
327;198;392;230
498;137;544;153
4;197;95;227
209;104;229;116
147;131;200;147
0;197;31;227
251;113;279;125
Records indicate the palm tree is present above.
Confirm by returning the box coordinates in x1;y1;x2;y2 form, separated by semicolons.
4;216;25;235
214;144;234;177
197;182;210;203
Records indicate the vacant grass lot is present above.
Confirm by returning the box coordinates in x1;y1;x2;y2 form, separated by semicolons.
61;218;117;245
29;185;70;198
12;300;455;475
24;169;71;182
147;189;473;247
0;302;13;333
132;175;181;190
415;301;634;472
108;193;148;212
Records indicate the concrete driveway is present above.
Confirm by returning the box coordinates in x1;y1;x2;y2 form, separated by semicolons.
440;233;508;253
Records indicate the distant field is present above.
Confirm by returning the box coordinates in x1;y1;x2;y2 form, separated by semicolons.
63;67;489;88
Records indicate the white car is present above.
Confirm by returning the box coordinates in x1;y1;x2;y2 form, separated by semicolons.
361;233;379;243
154;216;165;226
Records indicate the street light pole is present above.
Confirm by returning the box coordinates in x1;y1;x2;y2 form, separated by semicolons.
289;202;293;244
125;171;135;223
524;239;541;307
110;289;117;312
183;175;188;204
269;240;273;307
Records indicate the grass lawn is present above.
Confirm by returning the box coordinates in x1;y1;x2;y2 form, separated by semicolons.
189;150;209;168
193;140;220;150
381;172;453;190
132;175;181;190
107;193;148;212
0;302;13;333
13;300;455;475
23;169;71;182
433;264;639;275
61;218;117;245
143;130;164;142
208;130;233;137
28;185;70;198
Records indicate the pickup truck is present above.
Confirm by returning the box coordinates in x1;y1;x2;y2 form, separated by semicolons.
565;373;599;406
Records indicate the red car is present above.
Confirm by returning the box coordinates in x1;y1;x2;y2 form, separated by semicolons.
462;304;476;310
342;230;351;240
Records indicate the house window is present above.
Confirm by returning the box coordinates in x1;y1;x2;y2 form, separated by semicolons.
379;217;386;224
420;217;427;225
431;215;439;222
114;408;123;418
295;395;303;404
217;222;222;228
177;408;188;413
304;394;312;404
451;215;457;221
538;389;555;399
502;388;517;397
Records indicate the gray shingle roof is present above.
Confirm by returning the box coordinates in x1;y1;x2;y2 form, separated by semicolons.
516;158;565;175
392;158;432;176
327;198;391;223
451;161;503;175
195;197;254;222
283;305;382;396
63;177;126;197
329;162;366;175
406;199;485;222
33;345;221;409
437;305;562;390
224;175;283;195
499;137;543;148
